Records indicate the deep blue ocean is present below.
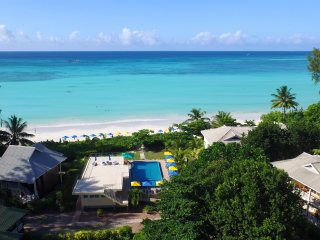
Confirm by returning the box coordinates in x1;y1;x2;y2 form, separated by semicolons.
0;51;318;126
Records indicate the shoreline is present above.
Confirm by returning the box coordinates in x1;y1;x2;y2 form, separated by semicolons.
2;112;264;142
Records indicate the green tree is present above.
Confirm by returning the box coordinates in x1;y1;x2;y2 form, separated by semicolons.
304;101;320;126
128;188;143;208
141;143;302;239
211;111;240;128
271;86;299;120
0;115;34;145
307;47;320;86
132;129;150;146
186;108;210;122
178;120;211;136
243;119;256;126
241;122;292;161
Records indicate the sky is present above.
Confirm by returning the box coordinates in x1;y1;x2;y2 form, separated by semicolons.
1;0;320;51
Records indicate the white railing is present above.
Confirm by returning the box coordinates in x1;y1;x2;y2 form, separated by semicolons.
19;184;30;195
301;191;320;210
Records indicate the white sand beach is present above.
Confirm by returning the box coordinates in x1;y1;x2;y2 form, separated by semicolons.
7;113;263;142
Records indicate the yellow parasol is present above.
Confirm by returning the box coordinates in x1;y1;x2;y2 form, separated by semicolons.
164;152;172;155
116;132;121;136
156;181;163;186
169;166;178;170
131;181;141;187
164;129;169;133
124;132;130;135
167;159;175;162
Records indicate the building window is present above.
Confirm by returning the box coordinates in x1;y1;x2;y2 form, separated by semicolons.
94;195;99;198
83;195;88;198
101;195;106;198
90;195;95;198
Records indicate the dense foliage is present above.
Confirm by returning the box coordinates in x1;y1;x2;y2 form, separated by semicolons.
141;143;302;239
211;111;241;128
243;120;320;161
57;226;133;240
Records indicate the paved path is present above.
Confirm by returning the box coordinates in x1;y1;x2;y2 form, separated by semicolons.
140;148;146;160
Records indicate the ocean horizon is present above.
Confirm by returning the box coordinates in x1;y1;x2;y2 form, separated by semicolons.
0;51;318;127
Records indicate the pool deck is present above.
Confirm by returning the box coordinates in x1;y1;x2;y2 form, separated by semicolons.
159;160;170;182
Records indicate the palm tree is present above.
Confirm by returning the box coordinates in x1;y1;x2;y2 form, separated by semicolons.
0;115;34;145
128;188;144;208
271;86;298;120
212;111;238;128
187;108;210;122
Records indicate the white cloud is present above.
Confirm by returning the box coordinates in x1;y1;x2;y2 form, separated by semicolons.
18;30;29;40
0;25;15;42
218;30;246;45
287;33;316;44
69;30;79;40
190;30;246;45
118;28;162;46
47;36;62;43
37;31;42;40
190;32;216;45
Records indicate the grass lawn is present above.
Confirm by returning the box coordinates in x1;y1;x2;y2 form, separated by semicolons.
144;151;165;160
133;151;141;160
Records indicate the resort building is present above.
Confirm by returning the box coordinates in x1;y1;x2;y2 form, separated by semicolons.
201;126;254;149
0;143;67;200
0;205;28;240
72;154;165;209
271;153;320;215
72;155;130;209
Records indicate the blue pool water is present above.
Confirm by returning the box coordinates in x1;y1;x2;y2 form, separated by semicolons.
131;161;163;186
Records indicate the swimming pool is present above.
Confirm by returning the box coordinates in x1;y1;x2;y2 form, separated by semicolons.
131;161;163;187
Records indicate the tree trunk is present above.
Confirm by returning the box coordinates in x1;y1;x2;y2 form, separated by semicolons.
283;107;286;121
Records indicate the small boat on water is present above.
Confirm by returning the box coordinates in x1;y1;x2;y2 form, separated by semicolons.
74;60;80;62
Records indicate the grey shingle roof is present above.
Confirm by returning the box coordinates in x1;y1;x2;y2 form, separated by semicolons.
271;153;320;193
0;143;67;183
201;126;254;145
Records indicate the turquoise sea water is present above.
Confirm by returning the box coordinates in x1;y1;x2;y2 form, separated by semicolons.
0;51;318;126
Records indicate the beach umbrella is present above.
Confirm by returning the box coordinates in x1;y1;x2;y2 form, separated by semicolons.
121;152;134;158
164;129;169;133
165;156;174;159
142;181;152;187
156;181;163;186
166;159;175;163
131;181;141;187
166;162;177;167
90;134;96;137
107;133;113;136
99;133;104;137
124;132;130;135
71;135;77;139
62;136;69;140
158;130;163;133
169;166;178;171
164;152;172;156
169;170;179;175
116;132;121;136
80;134;87;138
171;128;176;131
